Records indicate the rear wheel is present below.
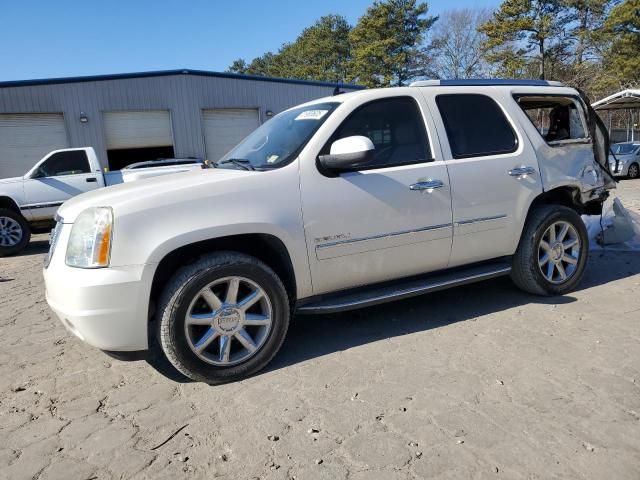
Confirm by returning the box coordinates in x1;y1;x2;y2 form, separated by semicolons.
627;162;639;179
511;205;588;295
156;252;290;384
0;208;30;257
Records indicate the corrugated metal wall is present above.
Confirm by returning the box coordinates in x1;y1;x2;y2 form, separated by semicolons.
0;74;358;169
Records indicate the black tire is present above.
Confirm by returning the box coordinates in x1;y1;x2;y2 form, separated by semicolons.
0;208;31;257
156;251;290;384
511;205;588;296
627;162;639;179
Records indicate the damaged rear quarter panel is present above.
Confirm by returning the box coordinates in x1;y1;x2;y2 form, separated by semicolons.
508;90;606;202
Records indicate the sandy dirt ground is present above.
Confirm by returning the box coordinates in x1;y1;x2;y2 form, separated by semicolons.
1;181;639;480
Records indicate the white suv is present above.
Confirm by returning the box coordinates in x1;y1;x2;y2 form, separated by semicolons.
43;80;615;383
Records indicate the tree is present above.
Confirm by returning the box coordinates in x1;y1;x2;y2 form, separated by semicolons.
228;59;249;75
563;0;611;65
550;0;611;90
227;15;352;82
428;8;493;79
479;0;567;79
348;0;437;87
227;52;279;77
280;15;352;82
600;0;640;88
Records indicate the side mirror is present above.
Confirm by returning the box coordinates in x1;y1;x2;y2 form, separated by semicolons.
318;135;374;172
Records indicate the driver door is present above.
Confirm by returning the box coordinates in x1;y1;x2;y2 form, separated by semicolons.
299;92;453;295
23;149;100;220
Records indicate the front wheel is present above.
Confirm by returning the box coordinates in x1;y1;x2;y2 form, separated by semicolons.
511;205;589;296
627;162;639;179
0;208;31;257
156;252;290;384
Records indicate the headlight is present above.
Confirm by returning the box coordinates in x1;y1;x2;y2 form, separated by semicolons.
44;218;64;268
65;207;113;268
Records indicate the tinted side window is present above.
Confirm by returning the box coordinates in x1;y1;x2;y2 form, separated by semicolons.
327;97;432;169
40;151;90;177
436;94;518;159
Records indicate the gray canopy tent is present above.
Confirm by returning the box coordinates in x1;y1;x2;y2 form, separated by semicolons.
592;89;640;142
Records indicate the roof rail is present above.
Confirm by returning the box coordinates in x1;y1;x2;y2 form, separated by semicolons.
410;79;564;87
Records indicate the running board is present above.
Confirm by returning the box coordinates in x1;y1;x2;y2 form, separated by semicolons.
296;261;512;315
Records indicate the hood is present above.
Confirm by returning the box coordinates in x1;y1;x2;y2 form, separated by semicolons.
0;176;23;185
57;168;250;222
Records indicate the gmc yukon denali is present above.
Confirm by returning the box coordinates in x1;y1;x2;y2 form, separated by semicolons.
43;80;615;384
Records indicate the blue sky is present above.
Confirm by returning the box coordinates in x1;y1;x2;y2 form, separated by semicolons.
0;0;499;82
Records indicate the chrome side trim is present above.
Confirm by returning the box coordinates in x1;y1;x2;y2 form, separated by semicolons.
316;223;453;249
455;214;507;226
20;201;64;211
297;264;512;314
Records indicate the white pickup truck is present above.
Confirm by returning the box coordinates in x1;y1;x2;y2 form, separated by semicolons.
0;147;204;256
44;80;615;384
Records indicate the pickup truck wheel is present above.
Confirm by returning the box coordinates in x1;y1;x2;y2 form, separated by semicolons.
156;252;289;384
511;205;588;296
0;208;31;257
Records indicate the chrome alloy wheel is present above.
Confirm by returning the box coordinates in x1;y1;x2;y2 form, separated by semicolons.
0;216;23;247
538;221;581;284
184;276;273;366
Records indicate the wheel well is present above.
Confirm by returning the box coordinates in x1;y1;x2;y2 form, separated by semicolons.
149;234;297;316
529;186;597;216
0;196;21;213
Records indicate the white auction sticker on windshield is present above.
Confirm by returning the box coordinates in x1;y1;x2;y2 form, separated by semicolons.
295;109;329;121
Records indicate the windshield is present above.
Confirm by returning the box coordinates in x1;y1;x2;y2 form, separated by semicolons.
612;144;639;155
217;102;339;170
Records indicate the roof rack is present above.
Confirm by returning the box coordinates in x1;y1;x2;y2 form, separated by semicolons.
410;79;564;87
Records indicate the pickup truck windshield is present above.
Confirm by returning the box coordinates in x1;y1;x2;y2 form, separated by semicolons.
217;102;339;170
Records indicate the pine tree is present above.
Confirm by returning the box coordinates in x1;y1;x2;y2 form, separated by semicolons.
226;15;351;82
600;0;640;87
348;0;437;87
479;0;566;79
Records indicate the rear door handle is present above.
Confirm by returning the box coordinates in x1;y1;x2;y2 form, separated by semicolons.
86;177;97;183
508;166;536;177
409;180;444;191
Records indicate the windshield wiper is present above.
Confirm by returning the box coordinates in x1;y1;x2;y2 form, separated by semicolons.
215;158;255;171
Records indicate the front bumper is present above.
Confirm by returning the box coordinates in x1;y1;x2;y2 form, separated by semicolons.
43;223;155;351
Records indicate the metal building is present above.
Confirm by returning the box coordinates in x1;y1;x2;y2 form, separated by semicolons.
0;69;361;177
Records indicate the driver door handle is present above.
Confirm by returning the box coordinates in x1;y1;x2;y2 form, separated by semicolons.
508;166;536;177
409;180;444;191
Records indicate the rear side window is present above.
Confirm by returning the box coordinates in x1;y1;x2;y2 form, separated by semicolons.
38;150;90;177
515;95;589;144
436;94;518;159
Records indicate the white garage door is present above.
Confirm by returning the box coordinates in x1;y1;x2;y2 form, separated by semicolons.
0;113;69;178
202;109;260;162
103;110;173;149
